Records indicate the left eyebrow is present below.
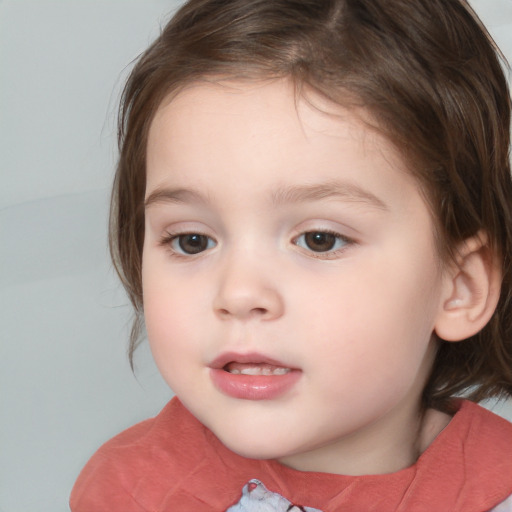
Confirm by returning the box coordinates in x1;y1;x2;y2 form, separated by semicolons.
270;180;389;211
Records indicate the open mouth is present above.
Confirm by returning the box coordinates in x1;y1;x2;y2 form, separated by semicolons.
223;362;291;376
210;353;301;399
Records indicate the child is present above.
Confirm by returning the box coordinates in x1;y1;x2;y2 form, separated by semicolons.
70;0;512;510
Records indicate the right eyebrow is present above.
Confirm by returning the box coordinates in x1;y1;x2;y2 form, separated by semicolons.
144;187;209;209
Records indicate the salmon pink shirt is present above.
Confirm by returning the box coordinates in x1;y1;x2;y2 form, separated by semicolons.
70;398;512;511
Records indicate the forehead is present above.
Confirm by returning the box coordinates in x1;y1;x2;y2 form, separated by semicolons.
146;79;421;213
149;78;408;157
150;80;381;147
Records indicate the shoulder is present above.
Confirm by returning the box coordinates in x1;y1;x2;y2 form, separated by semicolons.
70;397;207;512
450;400;512;510
461;400;512;453
69;414;156;511
411;400;512;511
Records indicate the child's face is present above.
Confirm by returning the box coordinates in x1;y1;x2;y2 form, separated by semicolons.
143;79;449;475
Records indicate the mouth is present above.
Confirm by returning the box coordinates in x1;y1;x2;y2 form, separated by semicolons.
209;352;301;400
223;362;292;376
210;352;296;375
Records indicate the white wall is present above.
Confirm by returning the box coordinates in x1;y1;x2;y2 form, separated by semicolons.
1;3;180;511
1;1;511;511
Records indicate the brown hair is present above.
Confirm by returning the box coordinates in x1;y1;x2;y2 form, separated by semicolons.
110;0;512;410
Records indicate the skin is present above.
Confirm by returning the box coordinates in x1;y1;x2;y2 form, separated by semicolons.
142;79;452;476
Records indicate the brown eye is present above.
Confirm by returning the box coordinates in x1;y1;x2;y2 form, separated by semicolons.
294;231;348;254
304;232;336;252
173;234;214;254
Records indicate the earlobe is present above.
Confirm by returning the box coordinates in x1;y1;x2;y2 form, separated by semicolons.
434;233;502;342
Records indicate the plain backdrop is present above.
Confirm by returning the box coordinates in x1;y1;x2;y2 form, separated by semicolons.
1;1;512;511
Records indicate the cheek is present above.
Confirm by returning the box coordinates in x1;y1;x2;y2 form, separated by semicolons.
142;262;202;367
298;252;442;387
143;289;206;397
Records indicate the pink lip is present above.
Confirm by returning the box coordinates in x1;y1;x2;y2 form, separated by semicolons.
210;351;294;369
209;352;301;401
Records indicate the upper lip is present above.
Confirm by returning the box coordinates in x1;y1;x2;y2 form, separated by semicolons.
209;351;296;370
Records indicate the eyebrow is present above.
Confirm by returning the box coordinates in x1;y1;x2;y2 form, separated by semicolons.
145;187;209;209
270;180;389;210
144;180;388;211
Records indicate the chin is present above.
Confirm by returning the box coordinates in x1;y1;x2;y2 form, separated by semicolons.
216;430;292;461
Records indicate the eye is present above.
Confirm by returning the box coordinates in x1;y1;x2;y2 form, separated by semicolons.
165;233;216;255
294;231;349;253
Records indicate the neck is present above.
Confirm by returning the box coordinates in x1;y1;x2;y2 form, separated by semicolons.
278;404;452;477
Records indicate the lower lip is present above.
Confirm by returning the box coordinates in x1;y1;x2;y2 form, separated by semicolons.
209;368;301;400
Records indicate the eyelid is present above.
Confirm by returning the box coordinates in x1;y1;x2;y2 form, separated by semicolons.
292;228;355;259
155;223;356;260
159;229;217;257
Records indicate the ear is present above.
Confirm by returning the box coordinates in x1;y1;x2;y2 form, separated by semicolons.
434;232;502;342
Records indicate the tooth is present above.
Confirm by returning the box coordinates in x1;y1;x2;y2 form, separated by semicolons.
240;367;262;375
226;364;293;376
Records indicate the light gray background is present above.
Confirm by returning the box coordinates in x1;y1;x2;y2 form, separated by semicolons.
1;1;512;511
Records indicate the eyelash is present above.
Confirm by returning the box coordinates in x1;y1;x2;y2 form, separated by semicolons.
292;229;353;259
158;229;354;259
159;231;217;258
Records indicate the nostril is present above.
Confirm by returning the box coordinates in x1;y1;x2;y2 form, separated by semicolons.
216;306;268;317
213;286;284;321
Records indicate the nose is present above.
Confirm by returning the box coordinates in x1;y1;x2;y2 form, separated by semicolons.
212;255;285;321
